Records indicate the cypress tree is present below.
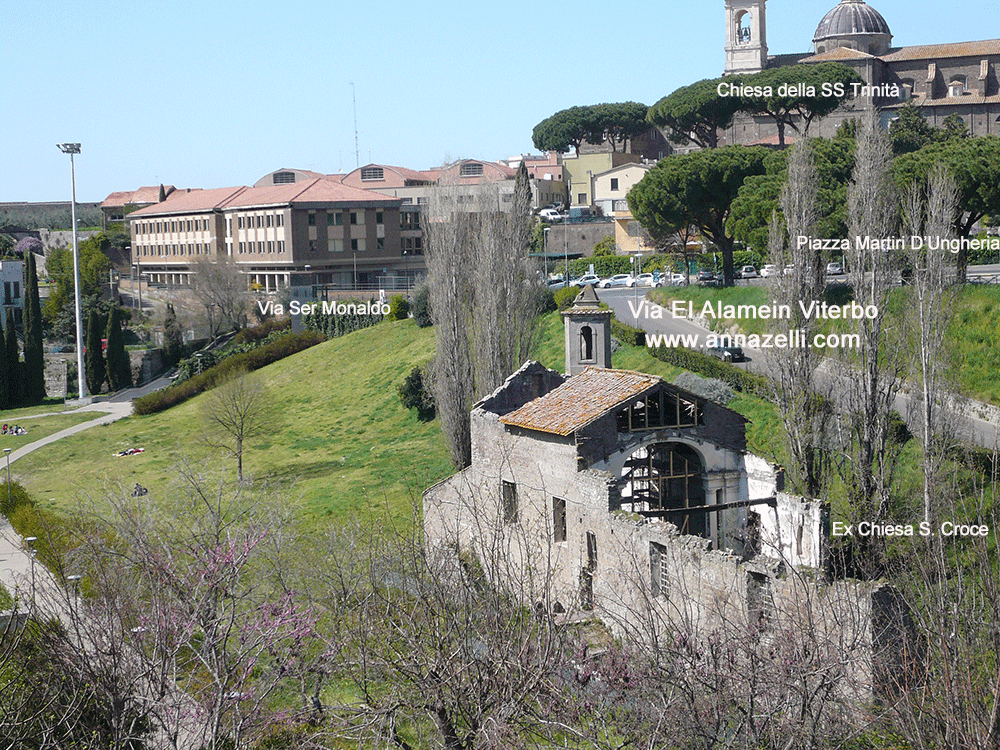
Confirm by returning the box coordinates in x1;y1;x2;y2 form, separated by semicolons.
0;313;10;409
105;306;132;391
163;303;183;366
85;309;106;395
22;253;46;403
4;309;19;406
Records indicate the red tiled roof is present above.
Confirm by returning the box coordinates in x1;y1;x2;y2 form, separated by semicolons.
500;368;659;436
226;178;399;208
128;186;245;216
101;185;176;209
882;40;1000;62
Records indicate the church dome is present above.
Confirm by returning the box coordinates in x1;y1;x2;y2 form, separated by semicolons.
813;0;892;55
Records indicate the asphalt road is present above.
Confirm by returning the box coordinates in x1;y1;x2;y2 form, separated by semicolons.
598;286;1000;450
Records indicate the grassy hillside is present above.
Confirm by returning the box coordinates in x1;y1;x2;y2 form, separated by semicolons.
14;320;453;527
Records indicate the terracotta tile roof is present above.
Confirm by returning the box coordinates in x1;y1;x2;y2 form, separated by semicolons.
128;186;245;216
887;92;1000;108
226;178;400;208
882;40;1000;62
101;185;176;209
500;367;659;436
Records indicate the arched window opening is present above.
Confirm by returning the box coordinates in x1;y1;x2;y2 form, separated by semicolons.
736;11;752;44
621;442;707;538
580;325;594;361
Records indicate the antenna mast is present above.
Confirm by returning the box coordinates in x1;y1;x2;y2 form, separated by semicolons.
351;82;360;168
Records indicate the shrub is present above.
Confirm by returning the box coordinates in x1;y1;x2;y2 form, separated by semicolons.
538;289;557;314
610;318;645;347
651;344;772;400
388;295;411;321
231;317;290;347
554;286;579;311
673;372;735;404
302;300;384;337
412;284;432;327
398;366;435;420
134;330;326;415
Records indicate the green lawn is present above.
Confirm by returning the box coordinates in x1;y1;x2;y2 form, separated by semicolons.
14;320;454;528
0;399;71;420
0;413;95;453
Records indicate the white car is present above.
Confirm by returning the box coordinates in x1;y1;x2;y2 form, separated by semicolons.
670;273;689;286
782;264;795;276
572;274;601;287
538;208;562;223
739;265;759;278
635;273;662;287
760;264;778;278
826;262;844;275
601;274;636;288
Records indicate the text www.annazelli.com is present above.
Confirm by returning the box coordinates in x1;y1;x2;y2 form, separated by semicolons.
645;331;861;350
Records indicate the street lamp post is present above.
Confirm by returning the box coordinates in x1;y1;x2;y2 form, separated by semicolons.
543;227;550;279
195;352;204;375
24;537;36;612
57;143;86;400
3;448;10;508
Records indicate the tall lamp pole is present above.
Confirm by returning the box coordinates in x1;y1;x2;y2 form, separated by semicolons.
4;448;10;508
57;143;86;400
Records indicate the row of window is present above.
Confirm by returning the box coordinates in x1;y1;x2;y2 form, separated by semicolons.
134;218;211;235
307;210;379;227
237;240;286;254
237;213;285;229
137;243;211;257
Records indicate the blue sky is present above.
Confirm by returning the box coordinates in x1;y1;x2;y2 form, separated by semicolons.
4;0;998;202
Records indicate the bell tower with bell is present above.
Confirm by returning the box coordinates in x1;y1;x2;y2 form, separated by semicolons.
725;0;768;74
562;284;613;376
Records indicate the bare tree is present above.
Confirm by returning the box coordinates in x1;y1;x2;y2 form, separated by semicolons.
191;254;251;336
902;164;961;528
770;140;833;497
839;107;907;567
425;164;544;467
200;370;273;482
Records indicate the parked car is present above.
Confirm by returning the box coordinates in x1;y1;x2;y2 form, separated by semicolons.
635;273;662;288
546;278;567;290
696;269;716;282
760;264;778;277
670;273;689;286
739;265;759;278
782;264;795;276
826;262;844;275
538;208;562;223
573;274;601;287
600;274;636;288
707;339;746;363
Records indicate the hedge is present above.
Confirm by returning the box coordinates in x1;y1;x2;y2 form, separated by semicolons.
134;330;326;415
611;318;645;347
650;344;772;400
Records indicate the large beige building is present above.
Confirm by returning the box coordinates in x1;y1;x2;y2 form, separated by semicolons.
723;0;1000;143
129;178;421;291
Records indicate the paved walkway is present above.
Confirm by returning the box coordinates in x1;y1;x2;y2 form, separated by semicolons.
5;400;134;466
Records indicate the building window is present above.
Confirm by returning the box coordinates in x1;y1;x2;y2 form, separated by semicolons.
460;162;484;177
581;531;597;611
376;211;383;225
255;214;262;228
376;237;384;251
327;213;338;226
578;193;586;205
350;212;357;225
273;171;296;184
329;238;343;253
308;211;316;226
277;214;284;227
610;178;619;191
266;214;273;227
553;497;567;543
746;572;774;629
650;542;668;598
501;480;518;523
360;166;384;181
334;212;343;226
949;76;967;97
277;240;285;252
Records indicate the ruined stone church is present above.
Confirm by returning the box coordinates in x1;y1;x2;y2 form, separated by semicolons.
423;287;916;698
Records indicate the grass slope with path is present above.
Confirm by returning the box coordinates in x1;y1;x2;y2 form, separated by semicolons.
14;320;453;527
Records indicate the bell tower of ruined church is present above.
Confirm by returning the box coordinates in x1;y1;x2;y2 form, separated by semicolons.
561;285;613;376
725;0;768;74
